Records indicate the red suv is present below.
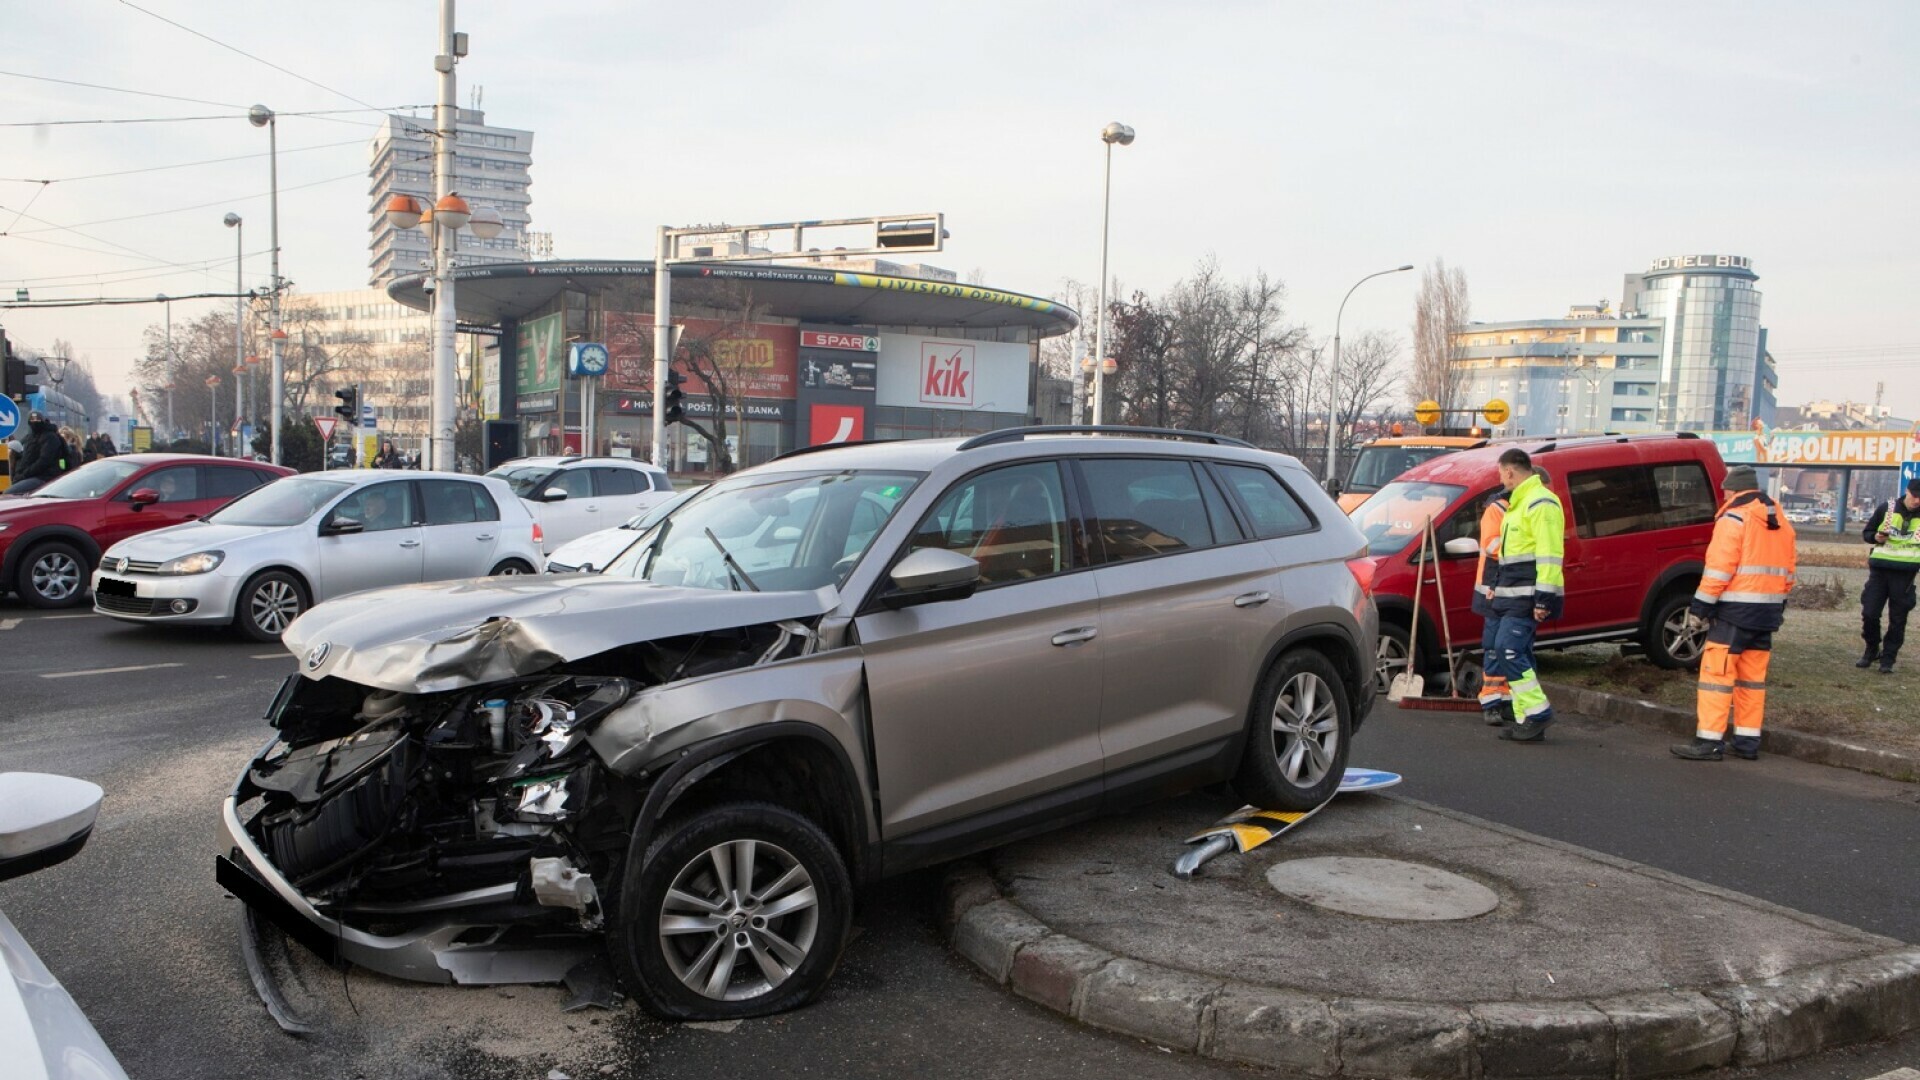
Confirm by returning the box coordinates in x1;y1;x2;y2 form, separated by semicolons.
1348;433;1727;693
0;454;293;608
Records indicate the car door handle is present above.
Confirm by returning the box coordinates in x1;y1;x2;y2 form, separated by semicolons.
1234;591;1272;608
398;539;421;548
1051;627;1098;647
476;533;495;541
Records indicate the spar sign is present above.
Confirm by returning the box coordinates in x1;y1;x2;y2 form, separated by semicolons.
1707;425;1920;467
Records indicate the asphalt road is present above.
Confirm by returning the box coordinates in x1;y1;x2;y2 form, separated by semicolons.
1;599;1914;1079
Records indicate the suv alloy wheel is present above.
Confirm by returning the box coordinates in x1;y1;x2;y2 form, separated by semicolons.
19;540;88;609
1234;650;1352;811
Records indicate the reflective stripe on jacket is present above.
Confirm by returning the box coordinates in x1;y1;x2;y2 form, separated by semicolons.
1868;501;1920;571
1691;490;1797;631
1490;473;1566;619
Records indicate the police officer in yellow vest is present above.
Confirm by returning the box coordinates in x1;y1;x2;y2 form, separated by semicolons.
1487;449;1565;742
1859;477;1920;674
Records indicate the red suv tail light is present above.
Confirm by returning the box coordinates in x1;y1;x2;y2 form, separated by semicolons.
1345;557;1380;595
532;522;545;546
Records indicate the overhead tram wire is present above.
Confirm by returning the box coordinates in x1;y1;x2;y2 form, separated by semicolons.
0;69;243;109
1;291;258;309
113;0;382;112
4;245;276;289
0;139;364;186
0;105;430;129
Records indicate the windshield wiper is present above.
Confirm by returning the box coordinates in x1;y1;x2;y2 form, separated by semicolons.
703;528;761;592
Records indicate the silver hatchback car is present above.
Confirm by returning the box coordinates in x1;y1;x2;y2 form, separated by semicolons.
217;429;1377;1020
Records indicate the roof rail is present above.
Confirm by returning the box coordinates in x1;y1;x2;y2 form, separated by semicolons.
956;425;1255;451
769;438;898;463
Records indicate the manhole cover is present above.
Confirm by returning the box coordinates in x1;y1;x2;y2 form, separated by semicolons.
1266;857;1499;920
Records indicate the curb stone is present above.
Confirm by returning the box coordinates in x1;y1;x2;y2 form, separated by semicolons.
941;863;1920;1079
1544;681;1919;782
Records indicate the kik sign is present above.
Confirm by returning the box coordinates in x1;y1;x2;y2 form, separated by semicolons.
920;343;975;406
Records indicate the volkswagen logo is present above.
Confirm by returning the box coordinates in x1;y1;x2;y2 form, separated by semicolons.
304;641;331;671
114;557;129;573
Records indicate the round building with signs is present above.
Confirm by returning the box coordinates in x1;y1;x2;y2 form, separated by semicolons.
385;260;1078;470
1623;255;1765;432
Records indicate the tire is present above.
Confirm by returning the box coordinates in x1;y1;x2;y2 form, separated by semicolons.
1643;590;1705;671
17;541;89;609
488;558;534;576
1233;649;1353;812
1373;621;1414;697
234;570;307;642
610;801;852;1021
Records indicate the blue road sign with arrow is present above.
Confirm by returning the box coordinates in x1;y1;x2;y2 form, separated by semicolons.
0;397;20;441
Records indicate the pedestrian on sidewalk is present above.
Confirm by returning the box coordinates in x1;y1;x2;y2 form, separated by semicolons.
1673;465;1797;762
1488;449;1564;743
1475;488;1513;725
1858;478;1920;674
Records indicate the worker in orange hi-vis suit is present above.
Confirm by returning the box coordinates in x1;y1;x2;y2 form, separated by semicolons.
1673;465;1797;762
1474;491;1512;725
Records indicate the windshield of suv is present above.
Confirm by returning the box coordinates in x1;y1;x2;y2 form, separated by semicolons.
207;476;353;527
1345;446;1459;496
1350;480;1466;556
25;459;145;500
487;464;558;498
606;469;920;591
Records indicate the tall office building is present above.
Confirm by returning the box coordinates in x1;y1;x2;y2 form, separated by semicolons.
367;109;534;286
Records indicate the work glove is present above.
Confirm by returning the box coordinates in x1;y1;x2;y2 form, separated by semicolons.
1684;612;1710;634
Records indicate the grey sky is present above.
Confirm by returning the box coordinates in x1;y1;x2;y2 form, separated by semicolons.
4;1;1916;420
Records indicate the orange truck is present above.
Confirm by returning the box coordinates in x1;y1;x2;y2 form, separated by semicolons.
1336;435;1489;513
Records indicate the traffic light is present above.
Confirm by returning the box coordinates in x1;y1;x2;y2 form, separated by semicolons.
333;386;358;422
663;369;687;424
3;330;39;399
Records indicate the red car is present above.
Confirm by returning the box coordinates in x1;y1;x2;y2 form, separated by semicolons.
0;454;294;608
1347;433;1727;694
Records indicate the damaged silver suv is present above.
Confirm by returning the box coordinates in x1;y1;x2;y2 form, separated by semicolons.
217;427;1378;1020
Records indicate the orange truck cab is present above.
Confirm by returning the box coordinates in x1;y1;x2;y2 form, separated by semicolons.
1336;436;1488;513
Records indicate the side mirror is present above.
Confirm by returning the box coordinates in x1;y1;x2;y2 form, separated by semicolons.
0;772;104;884
543;487;570;502
1443;537;1481;557
880;548;982;610
129;488;159;507
322;517;365;536
1325;478;1343;496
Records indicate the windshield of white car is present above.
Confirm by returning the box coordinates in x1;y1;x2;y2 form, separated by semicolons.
26;459;144;499
206;476;355;526
488;465;558;498
604;470;921;591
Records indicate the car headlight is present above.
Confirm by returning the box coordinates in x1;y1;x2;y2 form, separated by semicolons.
159;551;224;575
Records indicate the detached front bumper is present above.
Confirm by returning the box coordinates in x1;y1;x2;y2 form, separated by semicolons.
216;755;593;986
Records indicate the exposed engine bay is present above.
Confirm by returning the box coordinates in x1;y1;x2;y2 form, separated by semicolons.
231;619;820;945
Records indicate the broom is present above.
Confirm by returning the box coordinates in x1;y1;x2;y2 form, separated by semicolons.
1393;517;1484;713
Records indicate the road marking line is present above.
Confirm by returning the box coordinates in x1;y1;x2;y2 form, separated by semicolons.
0;618;20;631
40;662;186;680
44;613;99;620
251;653;290;660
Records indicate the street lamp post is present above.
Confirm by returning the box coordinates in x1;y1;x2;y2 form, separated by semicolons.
1091;121;1135;426
1325;264;1415;484
248;105;283;465
206;375;221;455
224;213;243;455
159;295;173;437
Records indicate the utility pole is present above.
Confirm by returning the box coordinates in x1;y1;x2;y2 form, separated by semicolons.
652;226;671;467
429;0;460;472
162;296;174;437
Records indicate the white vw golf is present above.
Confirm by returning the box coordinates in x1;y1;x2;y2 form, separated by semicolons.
92;471;544;640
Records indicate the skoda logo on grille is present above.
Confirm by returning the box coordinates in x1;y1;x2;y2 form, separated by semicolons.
304;641;331;671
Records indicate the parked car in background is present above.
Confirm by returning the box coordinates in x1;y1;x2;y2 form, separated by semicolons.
91;470;543;640
544;486;703;574
1349;432;1727;694
218;428;1377;1022
1336;434;1489;513
0;454;293;609
488;456;677;552
0;771;131;1080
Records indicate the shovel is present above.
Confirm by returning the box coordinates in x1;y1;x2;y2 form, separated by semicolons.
1387;521;1431;704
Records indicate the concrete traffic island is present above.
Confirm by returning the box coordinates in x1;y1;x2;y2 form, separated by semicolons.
943;792;1920;1078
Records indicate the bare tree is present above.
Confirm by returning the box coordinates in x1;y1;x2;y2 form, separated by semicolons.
1409;258;1472;421
1325;330;1403;439
1267;343;1324;454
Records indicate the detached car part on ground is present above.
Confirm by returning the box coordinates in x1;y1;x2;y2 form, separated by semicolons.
218;433;1377;1021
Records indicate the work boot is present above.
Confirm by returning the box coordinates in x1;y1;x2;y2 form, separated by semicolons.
1857;648;1878;669
1880;661;1895;675
1499;719;1547;742
1482;700;1514;726
1671;738;1724;761
1729;736;1760;761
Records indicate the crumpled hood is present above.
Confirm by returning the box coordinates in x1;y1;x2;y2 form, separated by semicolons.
283;575;840;694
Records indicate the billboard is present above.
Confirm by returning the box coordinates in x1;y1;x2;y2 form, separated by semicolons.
516;312;565;396
875;334;1031;413
1707;425;1920;467
603;313;798;399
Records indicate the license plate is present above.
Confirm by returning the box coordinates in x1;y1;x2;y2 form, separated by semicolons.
97;576;137;598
